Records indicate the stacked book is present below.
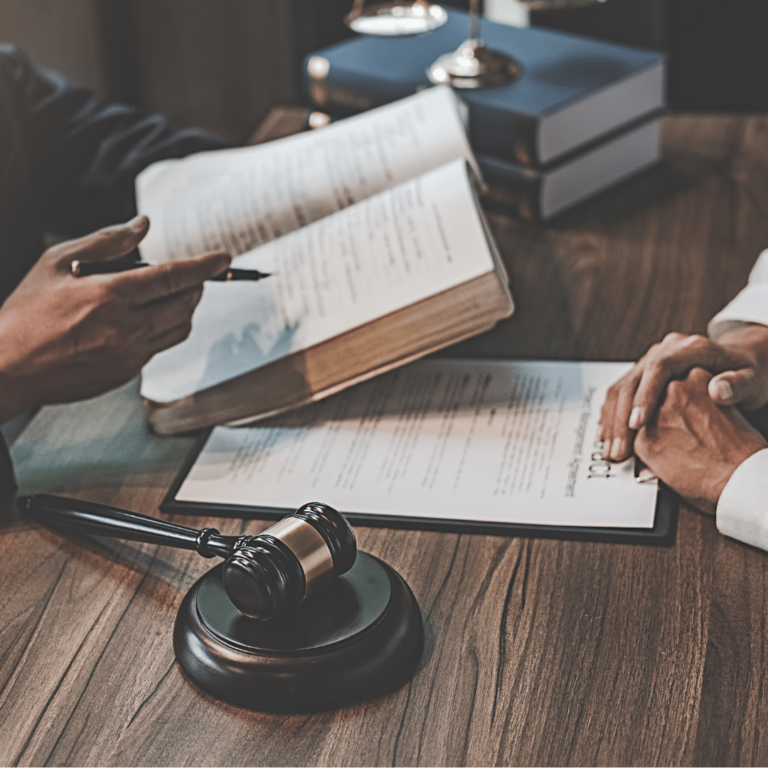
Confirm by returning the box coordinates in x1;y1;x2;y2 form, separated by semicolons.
303;9;666;220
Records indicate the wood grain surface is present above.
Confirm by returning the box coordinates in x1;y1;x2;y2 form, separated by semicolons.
3;114;768;767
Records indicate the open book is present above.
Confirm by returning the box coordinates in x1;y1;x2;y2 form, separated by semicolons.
137;87;514;434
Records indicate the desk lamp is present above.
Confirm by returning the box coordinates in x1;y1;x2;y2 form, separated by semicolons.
427;0;608;89
345;0;448;36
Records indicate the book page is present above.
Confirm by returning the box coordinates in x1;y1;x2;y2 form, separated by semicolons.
175;359;658;530
136;86;475;263
140;160;497;403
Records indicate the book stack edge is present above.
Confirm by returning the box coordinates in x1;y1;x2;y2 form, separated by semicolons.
303;9;666;220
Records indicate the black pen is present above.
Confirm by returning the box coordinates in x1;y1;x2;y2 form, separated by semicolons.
70;259;271;282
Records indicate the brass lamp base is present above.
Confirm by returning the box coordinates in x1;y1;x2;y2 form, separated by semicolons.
427;39;521;89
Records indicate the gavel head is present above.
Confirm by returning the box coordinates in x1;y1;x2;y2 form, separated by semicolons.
221;502;356;620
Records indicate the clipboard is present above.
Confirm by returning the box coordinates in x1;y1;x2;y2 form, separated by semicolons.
161;428;679;546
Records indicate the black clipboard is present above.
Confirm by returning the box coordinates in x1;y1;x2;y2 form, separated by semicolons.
161;429;678;546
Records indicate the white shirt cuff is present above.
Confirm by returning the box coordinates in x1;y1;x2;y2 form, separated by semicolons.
748;248;768;283
709;249;768;339
709;284;768;339
716;448;768;550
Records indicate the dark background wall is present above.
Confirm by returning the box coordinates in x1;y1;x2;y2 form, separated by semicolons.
0;0;296;141
0;0;106;92
128;1;294;139
0;0;766;141
527;0;768;111
665;0;768;111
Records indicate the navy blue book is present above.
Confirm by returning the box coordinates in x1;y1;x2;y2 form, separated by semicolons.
478;114;661;220
304;10;665;167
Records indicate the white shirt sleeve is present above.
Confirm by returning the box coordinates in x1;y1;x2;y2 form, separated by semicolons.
716;449;768;550
709;248;768;339
709;250;768;550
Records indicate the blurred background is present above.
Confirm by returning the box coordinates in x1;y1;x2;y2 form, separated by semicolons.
0;0;765;142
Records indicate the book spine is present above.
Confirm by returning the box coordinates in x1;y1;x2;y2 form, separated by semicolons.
476;155;542;221
467;102;540;166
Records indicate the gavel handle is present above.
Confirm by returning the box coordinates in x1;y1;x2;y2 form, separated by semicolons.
17;494;238;558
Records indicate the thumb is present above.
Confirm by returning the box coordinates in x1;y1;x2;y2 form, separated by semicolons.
55;215;150;266
708;367;760;408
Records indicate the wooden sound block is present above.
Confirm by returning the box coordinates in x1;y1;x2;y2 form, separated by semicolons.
174;552;424;712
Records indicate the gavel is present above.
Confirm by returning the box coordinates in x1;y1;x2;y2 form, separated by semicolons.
17;494;356;620
17;492;423;712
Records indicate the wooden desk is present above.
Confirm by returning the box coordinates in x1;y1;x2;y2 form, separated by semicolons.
3;113;768;767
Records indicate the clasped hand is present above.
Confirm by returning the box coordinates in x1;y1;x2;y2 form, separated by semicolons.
632;368;767;514
599;328;768;513
0;216;231;423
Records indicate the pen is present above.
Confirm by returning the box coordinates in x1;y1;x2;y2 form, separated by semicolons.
633;457;658;483
70;259;271;282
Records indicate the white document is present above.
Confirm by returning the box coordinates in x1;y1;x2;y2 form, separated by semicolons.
140;160;495;403
175;359;658;529
136;85;476;263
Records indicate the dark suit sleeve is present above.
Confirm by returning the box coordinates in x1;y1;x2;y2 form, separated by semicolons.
1;44;233;237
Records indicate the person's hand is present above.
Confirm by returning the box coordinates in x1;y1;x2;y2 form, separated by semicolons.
600;327;768;462
634;367;768;515
0;215;231;422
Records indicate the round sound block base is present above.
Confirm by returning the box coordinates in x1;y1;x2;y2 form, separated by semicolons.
173;553;424;712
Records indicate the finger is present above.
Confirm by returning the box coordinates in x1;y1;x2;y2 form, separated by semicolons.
600;367;642;458
134;285;204;339
630;364;677;432
687;366;713;387
55;215;150;267
599;388;618;456
116;251;231;305
608;380;637;461
709;367;760;407
629;337;747;430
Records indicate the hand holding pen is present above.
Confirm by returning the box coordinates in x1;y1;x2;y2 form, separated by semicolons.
0;215;239;423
